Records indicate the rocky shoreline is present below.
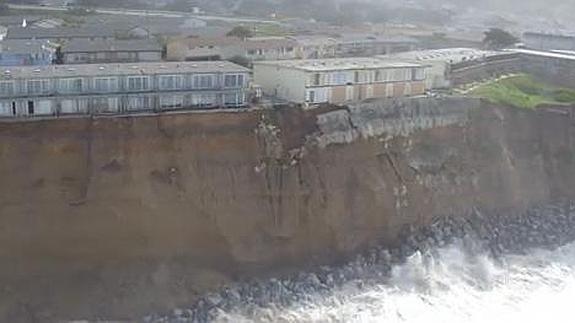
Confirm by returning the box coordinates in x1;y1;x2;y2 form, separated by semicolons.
145;201;575;323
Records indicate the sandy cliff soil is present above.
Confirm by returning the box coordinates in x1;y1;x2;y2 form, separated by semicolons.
0;98;574;321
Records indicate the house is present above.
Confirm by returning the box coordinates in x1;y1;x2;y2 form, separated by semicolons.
334;34;418;57
240;37;297;61
61;39;163;64
288;35;338;59
0;39;56;66
523;32;575;51
253;57;426;104
167;37;242;61
81;16;208;39
5;26;116;43
380;48;518;89
0;61;250;118
167;36;297;63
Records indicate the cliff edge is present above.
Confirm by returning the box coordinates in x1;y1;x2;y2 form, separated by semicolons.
1;98;574;321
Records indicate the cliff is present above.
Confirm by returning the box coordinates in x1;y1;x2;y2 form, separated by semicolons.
1;98;575;321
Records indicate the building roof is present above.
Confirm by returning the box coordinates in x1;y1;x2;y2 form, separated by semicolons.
524;32;575;40
177;36;243;48
62;39;163;54
507;48;575;61
6;26;116;40
174;36;297;50
335;33;418;45
242;37;297;50
380;48;510;64
254;57;423;72
287;35;338;46
0;39;56;55
0;61;250;80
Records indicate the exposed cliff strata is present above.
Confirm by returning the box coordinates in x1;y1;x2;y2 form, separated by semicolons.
0;98;574;321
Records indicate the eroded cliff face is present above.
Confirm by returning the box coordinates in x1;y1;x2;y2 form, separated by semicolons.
1;98;574;321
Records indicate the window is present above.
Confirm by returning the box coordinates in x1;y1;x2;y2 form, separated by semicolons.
0;101;12;116
59;78;83;93
93;77;118;93
391;69;410;82
159;75;184;90
160;95;184;109
27;79;50;95
60;98;88;114
127;96;152;111
127;76;150;91
193;74;215;89
91;97;119;113
331;73;347;85
308;90;316;103
0;81;14;95
224;74;245;88
190;93;216;107
312;73;321;86
223;93;244;106
412;68;425;81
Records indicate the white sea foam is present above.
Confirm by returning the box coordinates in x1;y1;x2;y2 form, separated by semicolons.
214;241;575;323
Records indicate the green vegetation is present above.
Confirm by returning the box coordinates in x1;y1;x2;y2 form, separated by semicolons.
226;26;254;40
482;28;519;50
471;74;575;109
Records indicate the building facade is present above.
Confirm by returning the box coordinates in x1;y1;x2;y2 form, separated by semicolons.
167;36;297;63
0;61;250;118
253;58;426;104
61;39;163;64
334;34;418;57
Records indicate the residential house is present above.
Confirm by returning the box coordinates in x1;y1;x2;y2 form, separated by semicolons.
167;37;242;61
0;39;56;66
0;61;250;118
5;26;116;43
167;36;297;63
61;39;163;64
253;57;426;104
240;37;297;61
288;35;337;59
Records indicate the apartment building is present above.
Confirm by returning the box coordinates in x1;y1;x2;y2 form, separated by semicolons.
0;61;250;118
167;36;297;63
334;34;418;57
61;39;163;64
253;57;426;104
380;48;518;89
288;35;338;59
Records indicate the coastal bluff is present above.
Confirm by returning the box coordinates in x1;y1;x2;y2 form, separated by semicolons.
1;97;574;321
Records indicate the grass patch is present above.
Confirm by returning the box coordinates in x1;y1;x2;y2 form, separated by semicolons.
470;74;575;109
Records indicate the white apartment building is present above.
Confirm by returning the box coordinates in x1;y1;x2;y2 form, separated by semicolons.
0;61;250;118
253;57;427;104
